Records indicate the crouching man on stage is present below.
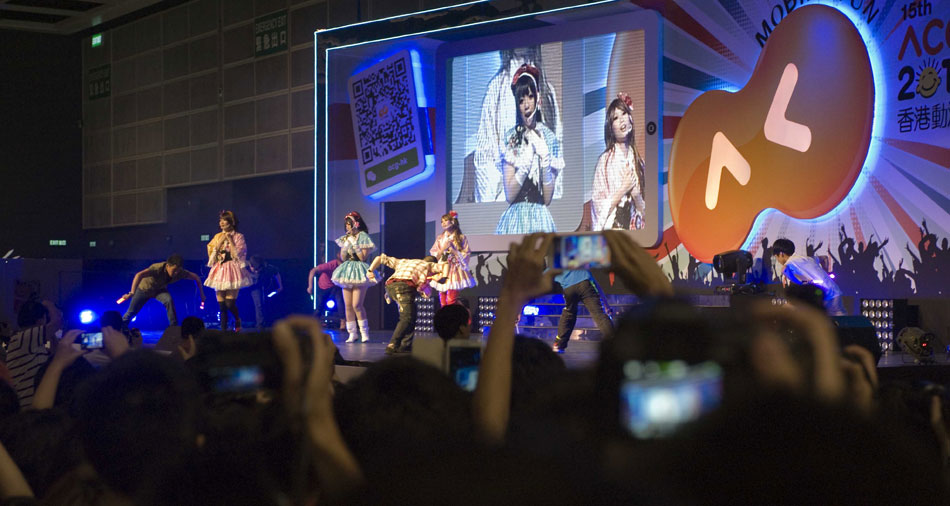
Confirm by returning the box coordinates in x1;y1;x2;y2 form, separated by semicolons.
366;254;445;355
121;253;206;328
772;238;846;316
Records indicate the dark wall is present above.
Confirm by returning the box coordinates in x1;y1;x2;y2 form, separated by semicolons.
0;30;82;259
83;170;314;263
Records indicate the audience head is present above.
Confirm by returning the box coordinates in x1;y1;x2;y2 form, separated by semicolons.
0;409;83;499
76;350;200;498
99;310;123;331
334;358;474;480
181;316;206;341
434;304;470;341
17;299;49;328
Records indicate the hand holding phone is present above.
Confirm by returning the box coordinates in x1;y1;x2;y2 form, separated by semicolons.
549;233;611;270
80;332;104;350
619;360;723;439
444;339;482;392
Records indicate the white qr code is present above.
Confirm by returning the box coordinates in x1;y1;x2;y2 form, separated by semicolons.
351;57;414;164
348;50;427;196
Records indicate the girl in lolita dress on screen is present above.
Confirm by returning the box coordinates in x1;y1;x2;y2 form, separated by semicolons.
590;92;646;231
494;64;564;235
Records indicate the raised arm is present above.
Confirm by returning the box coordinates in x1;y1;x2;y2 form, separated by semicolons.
32;330;85;410
473;234;558;443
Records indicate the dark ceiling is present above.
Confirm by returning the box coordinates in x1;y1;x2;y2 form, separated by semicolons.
0;0;165;34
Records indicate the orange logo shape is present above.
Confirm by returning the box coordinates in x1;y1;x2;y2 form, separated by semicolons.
669;5;874;263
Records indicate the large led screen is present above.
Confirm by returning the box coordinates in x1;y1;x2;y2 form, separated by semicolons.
438;10;663;251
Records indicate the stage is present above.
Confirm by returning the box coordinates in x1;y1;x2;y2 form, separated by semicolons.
142;328;950;382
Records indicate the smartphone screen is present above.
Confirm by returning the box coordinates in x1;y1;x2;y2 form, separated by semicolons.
619;360;722;438
208;365;266;393
552;234;610;269
80;332;104;350
447;346;481;392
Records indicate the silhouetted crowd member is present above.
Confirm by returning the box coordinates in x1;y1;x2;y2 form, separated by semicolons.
0;231;946;505
434;303;472;341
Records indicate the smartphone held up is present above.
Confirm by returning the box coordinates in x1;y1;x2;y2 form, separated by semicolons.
549;233;611;270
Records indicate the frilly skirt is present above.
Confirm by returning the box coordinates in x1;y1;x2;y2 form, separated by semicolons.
495;202;556;235
332;260;377;289
431;265;476;292
205;261;253;291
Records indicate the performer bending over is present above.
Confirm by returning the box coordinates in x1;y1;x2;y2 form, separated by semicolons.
332;212;377;343
552;270;613;353
205;210;253;331
429;211;476;306
122;253;205;328
367;254;444;354
772;238;846;316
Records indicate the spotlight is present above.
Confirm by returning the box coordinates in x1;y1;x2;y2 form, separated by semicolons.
523;305;540;316
712;250;753;283
897;327;935;363
325;299;336;310
79;310;97;325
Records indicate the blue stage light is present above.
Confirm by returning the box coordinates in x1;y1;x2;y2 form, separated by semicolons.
523;305;540;316
326;299;336;310
79;310;97;325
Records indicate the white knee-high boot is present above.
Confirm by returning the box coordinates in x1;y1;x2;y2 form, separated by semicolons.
345;321;359;343
358;319;370;343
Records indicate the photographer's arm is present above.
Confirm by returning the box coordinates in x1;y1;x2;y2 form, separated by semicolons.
273;316;363;502
473;234;558;444
602;231;673;297
32;330;85;410
0;439;32;501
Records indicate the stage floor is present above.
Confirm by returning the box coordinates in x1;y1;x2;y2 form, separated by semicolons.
141;329;950;374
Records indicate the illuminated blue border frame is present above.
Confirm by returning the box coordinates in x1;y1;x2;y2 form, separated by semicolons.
314;0;624;307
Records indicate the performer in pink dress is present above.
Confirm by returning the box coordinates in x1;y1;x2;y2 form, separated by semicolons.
204;210;253;330
429;211;476;306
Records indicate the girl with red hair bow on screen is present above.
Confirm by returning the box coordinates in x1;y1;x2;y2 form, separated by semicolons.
495;64;564;235
591;92;646;231
429;211;476;306
205;210;253;331
331;211;377;343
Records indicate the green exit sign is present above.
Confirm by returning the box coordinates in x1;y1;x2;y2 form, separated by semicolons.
49;240;67;247
200;234;210;242
91;33;102;47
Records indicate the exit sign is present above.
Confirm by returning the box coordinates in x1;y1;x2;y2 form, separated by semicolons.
91;33;102;47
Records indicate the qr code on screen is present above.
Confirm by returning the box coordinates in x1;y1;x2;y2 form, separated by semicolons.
350;55;417;165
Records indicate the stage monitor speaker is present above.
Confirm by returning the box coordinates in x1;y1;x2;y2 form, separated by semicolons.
831;315;881;365
381;200;427;330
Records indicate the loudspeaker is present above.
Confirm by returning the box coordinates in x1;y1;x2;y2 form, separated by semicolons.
381;200;427;330
831;315;881;365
